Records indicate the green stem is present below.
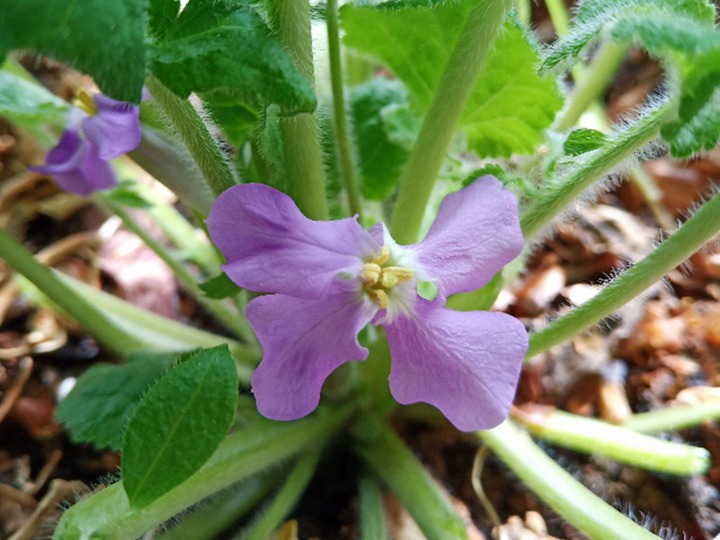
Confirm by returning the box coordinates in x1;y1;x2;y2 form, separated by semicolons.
129;127;215;215
327;0;362;218
242;449;323;540
54;409;352;540
389;0;512;244
545;0;570;36
527;189;720;358
98;195;253;342
145;75;237;198
157;472;281;540
515;0;531;27
354;418;467;540
521;101;668;240
553;41;629;132
625;401;720;434
269;0;329;220
0;227;145;356
478;420;660;540
54;273;257;374
513;409;709;475
359;474;388;540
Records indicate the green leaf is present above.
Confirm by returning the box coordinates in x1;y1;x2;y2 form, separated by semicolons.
342;2;562;157
349;79;413;200
563;128;607;156
542;0;715;71
199;273;241;300
203;95;259;147
0;71;69;125
0;0;146;102
122;345;239;508
55;352;175;451
544;0;720;156
149;0;316;113
148;0;180;41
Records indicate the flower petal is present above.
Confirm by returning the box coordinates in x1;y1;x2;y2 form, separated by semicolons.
384;298;527;431
82;95;141;160
32;129;116;196
248;282;377;420
207;183;380;297
413;176;523;297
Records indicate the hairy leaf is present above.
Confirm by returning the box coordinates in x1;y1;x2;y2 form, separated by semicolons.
122;345;238;508
564;128;607;156
0;0;146;102
55;352;175;451
342;1;562;157
150;0;315;113
349;79;413;200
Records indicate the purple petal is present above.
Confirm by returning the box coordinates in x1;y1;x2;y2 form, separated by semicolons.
248;282;377;420
207;183;380;297
384;299;527;431
412;176;523;297
32;129;116;196
81;95;141;159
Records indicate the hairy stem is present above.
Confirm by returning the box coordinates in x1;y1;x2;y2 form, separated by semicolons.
54;409;352;539
553;40;629;132
527;189;720;358
390;0;512;244
145;75;237;198
0;227;145;355
479;421;660;540
521;101;669;240
327;0;362;218
269;0;329;220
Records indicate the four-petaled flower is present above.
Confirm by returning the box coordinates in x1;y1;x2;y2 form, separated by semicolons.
207;176;528;431
33;91;142;196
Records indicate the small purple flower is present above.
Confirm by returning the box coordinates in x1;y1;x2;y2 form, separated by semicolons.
33;93;142;196
207;176;528;431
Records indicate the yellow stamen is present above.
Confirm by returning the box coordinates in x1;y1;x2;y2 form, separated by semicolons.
73;88;98;116
361;248;414;308
373;245;390;265
368;289;388;309
361;263;381;285
383;266;413;283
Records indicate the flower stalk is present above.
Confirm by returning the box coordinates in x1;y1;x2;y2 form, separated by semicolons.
98;194;253;342
327;0;363;218
478;420;661;540
145;74;237;198
0;227;146;356
512;408;709;475
390;0;512;244
527;189;720;358
241;449;323;540
354;418;467;540
268;0;329;220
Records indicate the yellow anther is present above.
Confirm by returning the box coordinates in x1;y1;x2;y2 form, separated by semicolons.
373;245;390;265
383;266;413;283
361;263;381;285
73;88;98;116
369;289;388;309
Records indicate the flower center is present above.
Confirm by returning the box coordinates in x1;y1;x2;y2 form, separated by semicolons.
73;89;98;116
360;246;413;308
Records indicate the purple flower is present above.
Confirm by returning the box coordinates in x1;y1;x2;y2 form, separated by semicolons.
33;94;142;196
207;176;528;431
